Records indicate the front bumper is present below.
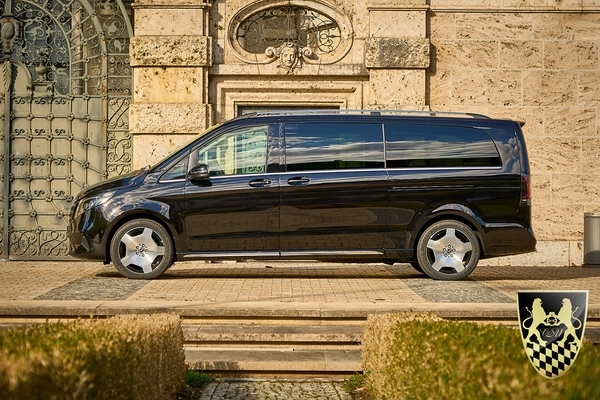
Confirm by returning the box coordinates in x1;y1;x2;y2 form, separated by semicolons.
68;207;110;261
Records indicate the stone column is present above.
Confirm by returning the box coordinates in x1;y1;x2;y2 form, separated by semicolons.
365;0;430;109
129;0;213;168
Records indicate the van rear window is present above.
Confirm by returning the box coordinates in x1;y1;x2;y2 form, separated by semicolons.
284;123;384;171
385;124;501;168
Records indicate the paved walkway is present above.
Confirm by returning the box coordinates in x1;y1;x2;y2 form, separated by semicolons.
3;260;600;304
199;379;352;400
1;260;600;399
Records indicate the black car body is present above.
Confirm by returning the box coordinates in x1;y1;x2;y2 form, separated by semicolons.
69;110;536;280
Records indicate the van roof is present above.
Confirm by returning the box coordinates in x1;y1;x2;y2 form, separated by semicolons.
233;109;491;120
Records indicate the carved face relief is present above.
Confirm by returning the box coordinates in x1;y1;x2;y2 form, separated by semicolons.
281;47;296;68
276;43;300;74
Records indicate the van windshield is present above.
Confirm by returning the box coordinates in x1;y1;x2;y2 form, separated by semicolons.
148;122;224;172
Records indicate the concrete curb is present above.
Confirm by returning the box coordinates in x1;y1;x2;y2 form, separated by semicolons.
1;300;600;320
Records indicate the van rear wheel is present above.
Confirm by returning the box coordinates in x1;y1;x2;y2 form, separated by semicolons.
416;220;480;280
110;219;174;279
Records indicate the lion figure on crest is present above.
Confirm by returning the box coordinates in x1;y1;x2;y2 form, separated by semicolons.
557;298;578;347
524;298;548;346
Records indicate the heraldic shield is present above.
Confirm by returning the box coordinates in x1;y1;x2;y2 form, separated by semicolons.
518;291;588;379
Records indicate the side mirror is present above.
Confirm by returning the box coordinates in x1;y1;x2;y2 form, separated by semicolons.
187;163;210;180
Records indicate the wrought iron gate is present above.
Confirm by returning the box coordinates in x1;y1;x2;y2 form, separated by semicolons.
0;0;133;259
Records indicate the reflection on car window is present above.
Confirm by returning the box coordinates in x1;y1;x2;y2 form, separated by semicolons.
385;124;501;168
197;125;268;176
160;156;188;181
284;123;384;171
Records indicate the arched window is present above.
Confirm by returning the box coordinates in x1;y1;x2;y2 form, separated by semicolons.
236;6;341;56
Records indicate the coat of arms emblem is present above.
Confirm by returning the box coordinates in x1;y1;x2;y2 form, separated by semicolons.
517;291;588;379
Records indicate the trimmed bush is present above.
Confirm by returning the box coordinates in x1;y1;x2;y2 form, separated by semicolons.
363;313;600;400
0;314;185;400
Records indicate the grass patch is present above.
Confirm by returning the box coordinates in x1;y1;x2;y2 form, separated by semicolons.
175;371;214;400
344;373;366;393
344;373;373;399
185;371;214;389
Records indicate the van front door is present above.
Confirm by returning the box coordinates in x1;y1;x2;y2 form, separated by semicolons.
182;124;280;257
279;121;388;260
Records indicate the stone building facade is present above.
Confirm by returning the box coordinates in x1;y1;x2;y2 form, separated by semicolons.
128;0;600;267
427;3;600;266
0;0;598;264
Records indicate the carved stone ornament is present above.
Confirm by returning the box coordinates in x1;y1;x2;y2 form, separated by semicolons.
228;1;353;66
0;16;19;56
265;43;313;74
2;59;11;92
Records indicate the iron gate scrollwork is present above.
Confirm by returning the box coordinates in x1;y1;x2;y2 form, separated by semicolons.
0;0;133;259
236;6;341;55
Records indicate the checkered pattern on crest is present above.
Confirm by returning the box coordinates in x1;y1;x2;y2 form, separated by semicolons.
525;340;580;379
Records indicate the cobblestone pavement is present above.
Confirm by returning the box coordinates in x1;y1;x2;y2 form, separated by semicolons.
199;379;352;400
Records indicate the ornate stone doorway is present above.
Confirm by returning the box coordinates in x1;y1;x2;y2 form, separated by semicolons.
0;0;133;259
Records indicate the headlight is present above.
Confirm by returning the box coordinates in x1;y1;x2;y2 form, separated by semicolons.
73;190;117;219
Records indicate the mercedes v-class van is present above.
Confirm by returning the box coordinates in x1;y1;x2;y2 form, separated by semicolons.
68;110;536;280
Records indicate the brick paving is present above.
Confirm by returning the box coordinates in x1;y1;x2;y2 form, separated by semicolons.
3;260;599;304
127;262;424;303
470;265;600;303
0;261;104;300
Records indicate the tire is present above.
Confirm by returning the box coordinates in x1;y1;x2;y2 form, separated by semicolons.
110;219;174;279
416;220;480;280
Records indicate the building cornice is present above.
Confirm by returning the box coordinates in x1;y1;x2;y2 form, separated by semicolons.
430;6;600;13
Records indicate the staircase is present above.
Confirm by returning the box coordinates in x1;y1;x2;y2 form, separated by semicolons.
182;317;362;378
0;305;365;379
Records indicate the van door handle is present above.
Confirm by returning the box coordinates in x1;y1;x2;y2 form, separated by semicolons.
287;176;311;186
248;178;272;188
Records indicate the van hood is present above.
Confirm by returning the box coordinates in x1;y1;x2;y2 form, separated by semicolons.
76;168;148;199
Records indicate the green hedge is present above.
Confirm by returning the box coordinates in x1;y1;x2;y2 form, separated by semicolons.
363;313;600;400
0;314;185;400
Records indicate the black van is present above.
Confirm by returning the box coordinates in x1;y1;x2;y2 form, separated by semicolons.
68;110;536;280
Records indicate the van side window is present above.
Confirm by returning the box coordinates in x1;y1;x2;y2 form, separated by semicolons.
160;155;189;181
284;123;384;171
197;125;268;176
385;124;501;168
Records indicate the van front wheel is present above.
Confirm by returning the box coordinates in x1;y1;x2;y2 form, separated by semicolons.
416;220;480;280
110;219;174;279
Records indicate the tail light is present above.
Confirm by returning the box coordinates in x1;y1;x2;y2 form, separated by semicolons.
522;173;532;201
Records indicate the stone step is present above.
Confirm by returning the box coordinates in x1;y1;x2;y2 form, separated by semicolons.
183;324;363;346
184;347;362;378
183;324;363;376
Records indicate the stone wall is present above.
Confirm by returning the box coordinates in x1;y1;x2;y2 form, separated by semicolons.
130;0;213;164
429;2;600;265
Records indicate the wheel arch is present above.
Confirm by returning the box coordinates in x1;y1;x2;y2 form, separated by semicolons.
410;207;486;261
103;211;180;264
